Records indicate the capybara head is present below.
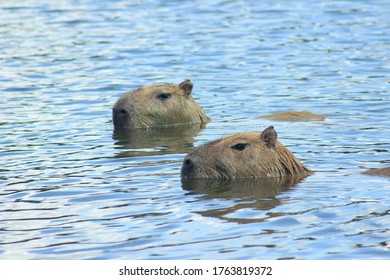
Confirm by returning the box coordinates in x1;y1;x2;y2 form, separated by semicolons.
181;126;312;179
112;80;210;130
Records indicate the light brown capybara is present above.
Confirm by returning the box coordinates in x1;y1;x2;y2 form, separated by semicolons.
112;80;210;130
259;111;326;122
181;126;312;179
362;167;390;177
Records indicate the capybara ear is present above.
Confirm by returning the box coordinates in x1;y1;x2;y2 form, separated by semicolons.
179;80;193;95
261;126;278;150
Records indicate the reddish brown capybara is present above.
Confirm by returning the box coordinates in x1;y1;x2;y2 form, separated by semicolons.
181;126;312;179
259;111;326;122
362;167;390;177
113;80;210;130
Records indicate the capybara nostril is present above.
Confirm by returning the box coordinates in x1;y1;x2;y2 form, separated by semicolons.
181;157;197;178
183;159;193;167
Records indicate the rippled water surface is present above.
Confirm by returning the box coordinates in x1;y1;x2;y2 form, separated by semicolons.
1;0;390;259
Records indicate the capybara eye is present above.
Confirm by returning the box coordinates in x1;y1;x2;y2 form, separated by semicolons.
231;143;249;151
157;92;172;100
120;109;128;115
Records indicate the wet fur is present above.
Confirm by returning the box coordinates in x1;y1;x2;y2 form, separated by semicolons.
181;130;312;179
362;167;390;177
113;81;210;130
259;111;326;122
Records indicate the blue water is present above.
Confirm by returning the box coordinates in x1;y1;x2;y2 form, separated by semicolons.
1;0;389;259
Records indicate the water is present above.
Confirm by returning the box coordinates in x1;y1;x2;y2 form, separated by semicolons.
1;0;389;260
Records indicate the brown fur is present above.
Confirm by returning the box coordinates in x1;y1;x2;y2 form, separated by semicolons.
259;111;326;122
113;80;210;130
362;167;390;177
181;126;312;179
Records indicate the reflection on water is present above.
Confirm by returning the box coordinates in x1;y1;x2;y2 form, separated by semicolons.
112;123;205;157
181;176;305;223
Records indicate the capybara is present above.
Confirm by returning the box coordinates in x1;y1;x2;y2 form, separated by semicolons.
362;167;390;177
113;80;210;130
259;111;326;122
181;126;312;179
